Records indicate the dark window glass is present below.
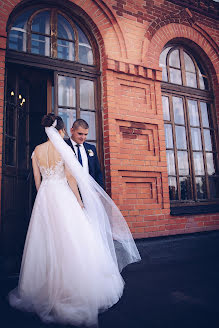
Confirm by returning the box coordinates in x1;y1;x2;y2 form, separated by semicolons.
179;177;192;200
5;137;15;166
32;11;50;34
57;15;74;40
8;9;35;51
31;34;50;56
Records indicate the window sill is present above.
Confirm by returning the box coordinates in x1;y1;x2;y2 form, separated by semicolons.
170;203;219;216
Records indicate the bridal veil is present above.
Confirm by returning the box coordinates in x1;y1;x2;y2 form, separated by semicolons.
45;126;141;272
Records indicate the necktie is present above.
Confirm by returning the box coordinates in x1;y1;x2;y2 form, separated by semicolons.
76;144;83;166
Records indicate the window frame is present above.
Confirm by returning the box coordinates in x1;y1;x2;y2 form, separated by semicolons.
163;46;208;90
7;7;97;66
54;72;99;144
6;4;103;171
161;46;219;214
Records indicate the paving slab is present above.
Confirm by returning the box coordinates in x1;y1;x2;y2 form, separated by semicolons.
0;231;219;328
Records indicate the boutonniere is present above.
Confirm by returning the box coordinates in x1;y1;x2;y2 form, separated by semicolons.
87;149;94;157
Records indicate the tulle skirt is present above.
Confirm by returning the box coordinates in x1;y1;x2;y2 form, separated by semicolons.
8;179;124;326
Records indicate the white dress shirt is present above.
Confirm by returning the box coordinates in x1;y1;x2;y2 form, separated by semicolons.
70;139;89;174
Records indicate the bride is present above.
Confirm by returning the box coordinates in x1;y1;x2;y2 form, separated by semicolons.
8;114;141;326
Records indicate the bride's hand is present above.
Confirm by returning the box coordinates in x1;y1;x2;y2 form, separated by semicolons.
79;201;85;209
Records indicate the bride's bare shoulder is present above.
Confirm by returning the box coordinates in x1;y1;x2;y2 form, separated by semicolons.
34;142;49;153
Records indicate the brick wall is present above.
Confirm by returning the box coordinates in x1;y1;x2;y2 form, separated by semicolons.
0;0;218;238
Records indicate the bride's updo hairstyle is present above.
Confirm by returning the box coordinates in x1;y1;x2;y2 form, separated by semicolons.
41;113;64;131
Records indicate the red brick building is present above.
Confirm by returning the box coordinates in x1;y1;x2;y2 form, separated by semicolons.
0;0;218;273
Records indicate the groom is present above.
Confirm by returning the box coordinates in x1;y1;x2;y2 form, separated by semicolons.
65;119;104;189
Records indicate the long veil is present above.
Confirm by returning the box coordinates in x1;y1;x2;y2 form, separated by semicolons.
45;126;141;272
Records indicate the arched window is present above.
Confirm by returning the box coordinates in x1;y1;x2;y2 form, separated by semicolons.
8;8;93;65
160;46;208;89
7;7;100;146
160;45;219;213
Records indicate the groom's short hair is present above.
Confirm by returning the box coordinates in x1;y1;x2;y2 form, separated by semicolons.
72;119;89;130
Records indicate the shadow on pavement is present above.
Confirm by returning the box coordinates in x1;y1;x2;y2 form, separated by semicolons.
1;230;219;328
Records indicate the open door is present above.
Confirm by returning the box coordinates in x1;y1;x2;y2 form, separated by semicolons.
1;64;53;275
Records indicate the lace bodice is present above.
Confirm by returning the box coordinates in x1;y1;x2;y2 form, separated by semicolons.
32;150;66;183
39;160;66;181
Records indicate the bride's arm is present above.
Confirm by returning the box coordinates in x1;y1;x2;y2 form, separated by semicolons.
65;167;84;209
32;154;41;191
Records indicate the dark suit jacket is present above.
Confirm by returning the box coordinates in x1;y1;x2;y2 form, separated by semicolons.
65;138;104;189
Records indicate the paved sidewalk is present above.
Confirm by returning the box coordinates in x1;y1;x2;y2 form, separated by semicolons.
1;230;219;328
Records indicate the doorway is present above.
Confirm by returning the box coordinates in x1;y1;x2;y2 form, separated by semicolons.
1;63;53;274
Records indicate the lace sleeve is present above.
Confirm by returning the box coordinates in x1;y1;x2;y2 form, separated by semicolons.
31;151;35;159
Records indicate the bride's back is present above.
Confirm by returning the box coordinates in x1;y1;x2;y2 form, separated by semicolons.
34;141;62;169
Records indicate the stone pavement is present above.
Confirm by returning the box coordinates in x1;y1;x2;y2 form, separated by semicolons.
0;230;219;328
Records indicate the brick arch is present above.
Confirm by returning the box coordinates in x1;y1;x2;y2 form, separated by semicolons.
143;23;219;80
1;0;127;60
145;8;191;42
143;22;219;133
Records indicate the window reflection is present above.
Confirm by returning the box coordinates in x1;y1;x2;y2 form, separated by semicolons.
57;40;74;61
31;11;50;56
168;177;178;200
80;111;96;140
170;68;182;85
193;152;205;175
78;26;93;65
166;150;175;175
32;11;50;34
159;47;171;68
58;76;75;107
162;96;170;121
8;9;94;65
200;102;210;128
161;45;217;203
206;153;215;175
179;177;192;200
177;151;189;175
191;128;202;151
58;108;76;136
57;15;75;61
58;76;97;144
164;124;173;148
159;46;208;90
80;80;95;109
188;100;199;126
169;50;180;68
184;52;195;73
58;15;74;40
8;9;34;51
203;130;212;151
186;72;197;88
175;126;187;149
196;177;206;200
173;97;184;124
31;35;50;56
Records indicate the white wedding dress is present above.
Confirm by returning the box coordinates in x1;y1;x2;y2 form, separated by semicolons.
8;126;141;326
